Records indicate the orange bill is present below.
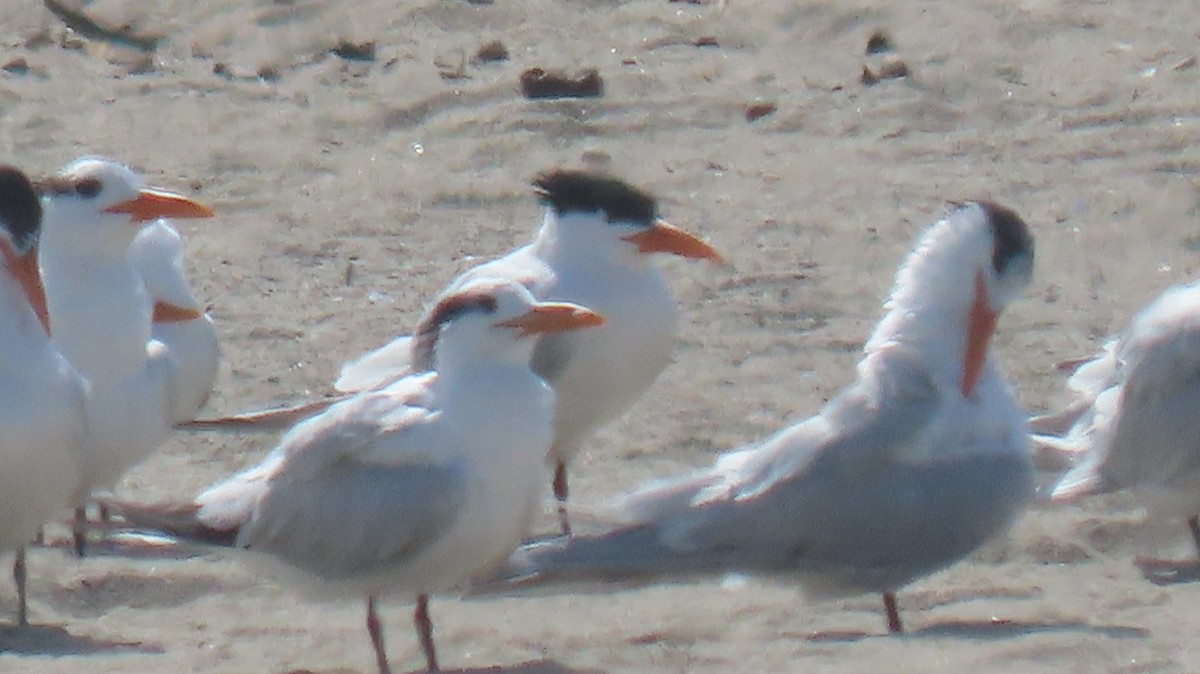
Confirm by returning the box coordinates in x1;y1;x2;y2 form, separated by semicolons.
495;302;605;337
960;271;998;399
622;219;724;262
153;301;204;324
104;188;215;223
0;241;50;335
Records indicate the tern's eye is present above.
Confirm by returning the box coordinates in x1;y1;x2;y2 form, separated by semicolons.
75;177;101;198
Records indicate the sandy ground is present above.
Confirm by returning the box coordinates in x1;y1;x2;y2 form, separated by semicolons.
2;0;1200;672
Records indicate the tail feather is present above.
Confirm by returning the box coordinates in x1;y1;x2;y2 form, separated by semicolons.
335;336;414;393
1028;401;1089;436
473;526;726;596
1030;433;1090;472
97;497;240;547
1049;465;1106;503
176;396;349;432
1054;355;1095;373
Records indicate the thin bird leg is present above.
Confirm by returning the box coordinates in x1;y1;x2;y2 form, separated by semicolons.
414;593;439;672
366;596;392;674
1188;515;1200;559
72;506;88;557
1135;516;1200;585
13;548;28;626
882;592;903;633
553;460;571;536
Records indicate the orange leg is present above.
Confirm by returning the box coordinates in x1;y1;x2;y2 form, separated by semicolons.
413;593;439;672
366;596;392;674
882;592;903;633
13;548;28;626
553;461;571;537
1134;515;1200;585
72;506;88;557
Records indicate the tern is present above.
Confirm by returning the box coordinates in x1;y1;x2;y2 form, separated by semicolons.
130;218;220;423
107;278;604;673
0;165;86;625
192;170;722;535
477;200;1036;634
38;157;214;554
1048;280;1200;582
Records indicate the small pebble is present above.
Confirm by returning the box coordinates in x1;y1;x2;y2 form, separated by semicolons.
745;102;777;122
866;30;893;55
332;39;376;62
474;40;509;63
520;67;603;99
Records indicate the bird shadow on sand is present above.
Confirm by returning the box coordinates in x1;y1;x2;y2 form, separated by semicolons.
0;623;164;656
279;660;600;674
46;568;245;619
801;619;1149;643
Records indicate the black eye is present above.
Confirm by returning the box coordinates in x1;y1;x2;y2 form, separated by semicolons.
75;177;102;198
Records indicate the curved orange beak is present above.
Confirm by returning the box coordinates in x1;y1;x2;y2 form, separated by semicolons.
152;301;204;324
621;219;724;263
0;241;49;335
960;271;997;399
103;188;214;223
495;302;605;337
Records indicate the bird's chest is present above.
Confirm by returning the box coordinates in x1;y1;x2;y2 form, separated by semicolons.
438;401;552;551
45;263;152;379
547;274;679;386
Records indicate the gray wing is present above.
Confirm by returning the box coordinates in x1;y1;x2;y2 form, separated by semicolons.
533;347;945;583
660;349;943;567
211;383;467;581
1095;324;1200;491
239;457;466;581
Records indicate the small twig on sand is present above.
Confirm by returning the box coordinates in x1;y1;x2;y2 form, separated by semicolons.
43;0;162;52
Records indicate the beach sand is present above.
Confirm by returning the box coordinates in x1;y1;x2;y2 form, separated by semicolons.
2;0;1200;672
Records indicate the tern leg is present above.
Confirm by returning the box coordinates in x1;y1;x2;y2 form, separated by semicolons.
72;506;88;557
1188;516;1200;558
882;592;903;633
553;461;571;537
13;548;28;626
414;593;439;672
1134;516;1200;584
366;596;392;674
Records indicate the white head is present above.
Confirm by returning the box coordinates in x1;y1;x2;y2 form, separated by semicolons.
867;201;1035;397
0;165;49;331
532;170;723;269
39;157;213;259
412;278;605;373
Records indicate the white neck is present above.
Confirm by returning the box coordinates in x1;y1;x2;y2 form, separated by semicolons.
40;242;151;384
432;320;534;377
863;214;991;390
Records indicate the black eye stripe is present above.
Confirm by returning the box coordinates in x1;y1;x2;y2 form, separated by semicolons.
975;200;1034;274
75;177;102;198
37;176;75;195
410;292;501;370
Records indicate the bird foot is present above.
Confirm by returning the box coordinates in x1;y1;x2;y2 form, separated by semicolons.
1134;556;1200;585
